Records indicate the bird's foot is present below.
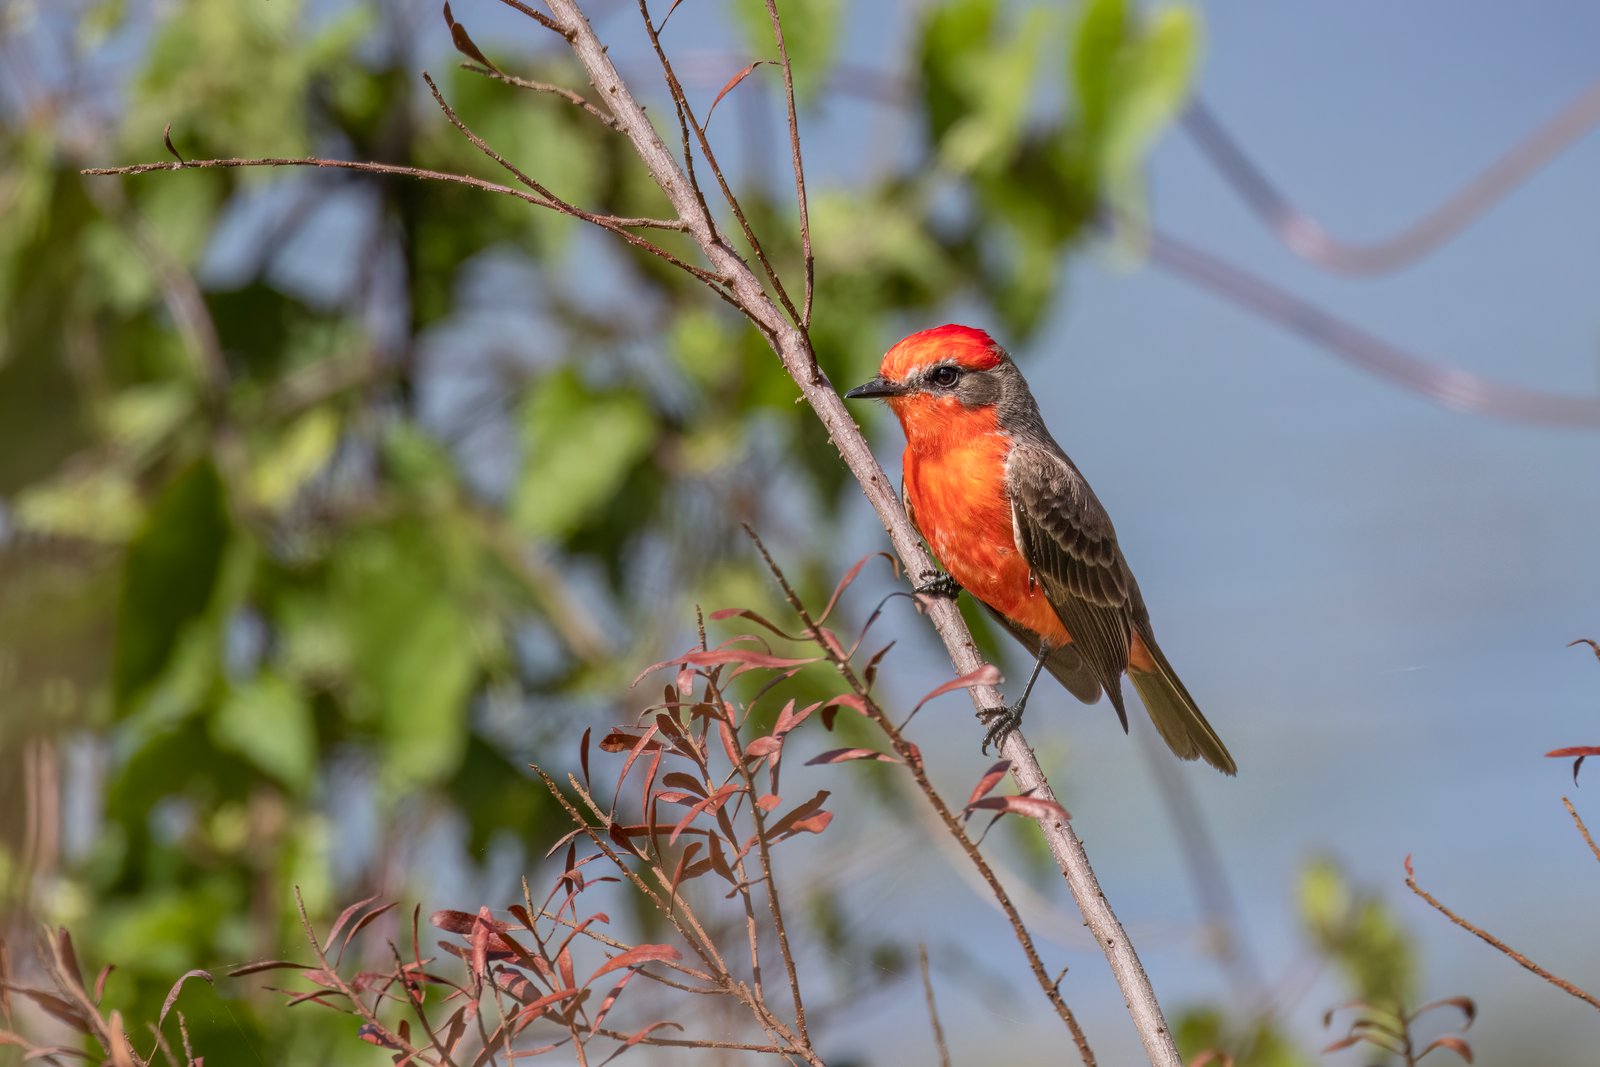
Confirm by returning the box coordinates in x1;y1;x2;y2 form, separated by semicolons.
979;703;1025;755
913;573;961;599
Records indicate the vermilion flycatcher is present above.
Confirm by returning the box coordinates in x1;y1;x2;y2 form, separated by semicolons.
846;324;1236;775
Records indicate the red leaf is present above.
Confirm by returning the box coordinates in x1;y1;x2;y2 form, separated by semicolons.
511;987;581;1032
805;748;898;765
442;1;500;73
1414;996;1477;1027
1545;746;1600;757
820;693;869;730
598;729;662;754
914;664;1002;713
707;607;804;642
707;61;775;126
755;793;781;812
227;959;313;978
587;944;683;985
339;901;398;964
670;783;742;845
768;790;833;839
660;771;707;798
745;736;783;757
156;970;212;1036
598;1021;687;1065
54;929;83;989
430;910;477;935
818;554;891;625
327;894;379;947
1420;1036;1474;1063
592;967;640;1030
966;794;1070;824
965;760;1014;808
611;723;663;811
581;726;593;788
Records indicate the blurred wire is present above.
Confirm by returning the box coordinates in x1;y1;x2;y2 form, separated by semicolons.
1183;83;1600;276
1145;226;1600;428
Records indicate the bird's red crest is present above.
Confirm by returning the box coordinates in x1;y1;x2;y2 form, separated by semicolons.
880;324;1004;382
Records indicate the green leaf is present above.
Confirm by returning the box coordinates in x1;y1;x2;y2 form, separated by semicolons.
1101;6;1199;187
1069;0;1202;251
1297;856;1417;1008
940;10;1047;175
332;525;480;787
13;465;145;543
250;407;339;511
112;460;231;714
1072;0;1127;146
512;370;658;541
211;673;317;794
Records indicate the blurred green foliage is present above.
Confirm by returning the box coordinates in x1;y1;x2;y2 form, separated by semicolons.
1174;856;1422;1066
0;0;1202;1059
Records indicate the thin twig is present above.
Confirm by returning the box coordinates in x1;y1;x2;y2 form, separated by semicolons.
492;0;572;37
762;0;814;335
715;686;811;1045
1405;861;1600;1012
634;0;806;331
1563;797;1600;866
591;1027;786;1053
290;889;427;1060
920;945;952;1067
461;62;624;130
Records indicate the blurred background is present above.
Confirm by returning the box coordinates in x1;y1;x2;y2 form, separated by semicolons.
3;0;1599;1063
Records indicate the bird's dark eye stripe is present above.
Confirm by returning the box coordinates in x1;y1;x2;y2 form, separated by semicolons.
928;365;961;387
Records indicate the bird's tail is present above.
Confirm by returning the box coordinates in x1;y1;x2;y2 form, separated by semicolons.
1126;632;1237;776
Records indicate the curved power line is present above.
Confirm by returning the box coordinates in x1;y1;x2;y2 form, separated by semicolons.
1147;227;1600;428
1183;82;1600;276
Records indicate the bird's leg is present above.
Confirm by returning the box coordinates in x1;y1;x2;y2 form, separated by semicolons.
913;572;961;599
981;643;1050;754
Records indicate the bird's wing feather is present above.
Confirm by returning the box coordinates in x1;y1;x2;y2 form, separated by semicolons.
1006;443;1137;729
983;606;1103;704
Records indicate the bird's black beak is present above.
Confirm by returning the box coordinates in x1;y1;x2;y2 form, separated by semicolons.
844;376;904;400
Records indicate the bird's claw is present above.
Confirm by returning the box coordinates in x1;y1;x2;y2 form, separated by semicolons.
913;573;961;599
979;704;1024;755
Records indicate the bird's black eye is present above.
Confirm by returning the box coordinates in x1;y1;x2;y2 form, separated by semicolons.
929;365;960;388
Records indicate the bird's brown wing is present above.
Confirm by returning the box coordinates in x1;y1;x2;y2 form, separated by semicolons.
1005;443;1137;731
906;473;1104;705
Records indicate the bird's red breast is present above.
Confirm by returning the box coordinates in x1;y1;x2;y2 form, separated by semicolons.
894;397;1072;647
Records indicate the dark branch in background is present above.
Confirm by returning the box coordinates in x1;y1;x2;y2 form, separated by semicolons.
1183;82;1600;276
919;945;952;1067
1145;227;1600;427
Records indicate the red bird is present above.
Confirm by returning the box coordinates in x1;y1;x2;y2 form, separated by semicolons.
846;324;1236;774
